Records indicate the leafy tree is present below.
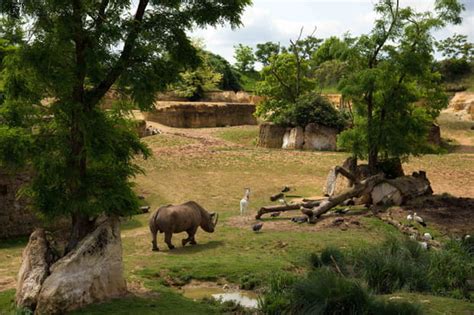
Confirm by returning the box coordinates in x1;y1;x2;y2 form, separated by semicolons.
436;34;474;61
173;42;223;101
338;0;464;173
0;0;250;251
255;41;280;66
206;51;242;91
234;43;256;72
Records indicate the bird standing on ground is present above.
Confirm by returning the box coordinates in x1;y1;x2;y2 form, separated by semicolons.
240;188;250;216
281;186;290;193
270;212;280;218
413;212;426;227
252;222;263;232
407;213;414;221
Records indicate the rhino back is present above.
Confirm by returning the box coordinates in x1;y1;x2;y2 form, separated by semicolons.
155;204;202;233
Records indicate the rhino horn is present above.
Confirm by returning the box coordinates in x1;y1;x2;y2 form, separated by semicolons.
211;212;219;227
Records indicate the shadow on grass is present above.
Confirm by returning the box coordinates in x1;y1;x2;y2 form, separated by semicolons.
161;240;224;255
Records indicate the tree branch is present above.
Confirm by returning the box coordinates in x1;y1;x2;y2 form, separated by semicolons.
85;0;149;108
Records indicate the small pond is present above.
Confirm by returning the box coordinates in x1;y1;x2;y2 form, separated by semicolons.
181;283;259;309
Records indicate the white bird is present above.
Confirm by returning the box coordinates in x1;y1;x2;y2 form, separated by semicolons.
406;213;413;221
418;241;428;250
409;234;416;240
413;213;426;227
240;188;250;216
423;232;433;241
278;198;288;206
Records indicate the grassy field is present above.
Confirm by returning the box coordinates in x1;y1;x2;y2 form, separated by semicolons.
0;114;473;314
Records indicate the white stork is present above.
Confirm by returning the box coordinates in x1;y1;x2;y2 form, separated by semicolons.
240;188;250;216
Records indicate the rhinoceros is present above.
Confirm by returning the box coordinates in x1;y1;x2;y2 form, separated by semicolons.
148;201;219;251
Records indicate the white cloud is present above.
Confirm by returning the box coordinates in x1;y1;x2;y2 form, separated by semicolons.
190;0;474;64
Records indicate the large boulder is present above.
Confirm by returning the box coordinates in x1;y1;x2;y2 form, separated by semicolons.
449;92;474;120
303;123;338;151
282;127;304;150
16;229;53;310
257;123;287;148
18;217;127;315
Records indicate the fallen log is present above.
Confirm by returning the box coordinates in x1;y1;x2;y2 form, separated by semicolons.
270;193;284;202
256;200;323;219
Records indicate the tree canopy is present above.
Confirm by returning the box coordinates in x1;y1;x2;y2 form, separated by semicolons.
337;0;464;173
0;0;251;250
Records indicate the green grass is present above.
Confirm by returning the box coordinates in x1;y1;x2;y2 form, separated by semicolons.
1;114;473;314
214;126;259;146
0;290;15;315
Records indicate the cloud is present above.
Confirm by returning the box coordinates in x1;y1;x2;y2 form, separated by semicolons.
190;0;474;64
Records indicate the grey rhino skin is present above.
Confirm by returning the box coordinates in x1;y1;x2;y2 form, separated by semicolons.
149;201;218;251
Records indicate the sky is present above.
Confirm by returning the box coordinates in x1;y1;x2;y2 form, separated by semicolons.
191;0;474;66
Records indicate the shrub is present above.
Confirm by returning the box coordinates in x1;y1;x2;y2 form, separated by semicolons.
239;274;261;290
309;253;322;269
258;273;296;315
320;246;345;268
291;269;371;315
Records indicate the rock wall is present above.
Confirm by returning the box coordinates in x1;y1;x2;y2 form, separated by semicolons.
258;123;338;151
0;171;37;239
144;103;257;128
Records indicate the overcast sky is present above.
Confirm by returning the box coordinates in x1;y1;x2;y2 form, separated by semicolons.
191;0;474;66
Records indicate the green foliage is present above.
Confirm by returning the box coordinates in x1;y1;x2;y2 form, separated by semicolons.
337;0;463;168
258;273;296;315
309;253;322;269
206;52;242;91
239;274;261;290
0;0;251;243
352;237;473;299
255;42;280;66
292;269;371;314
234;44;256;73
173;49;223;101
436;34;474;61
320;246;345;267
369;298;422;315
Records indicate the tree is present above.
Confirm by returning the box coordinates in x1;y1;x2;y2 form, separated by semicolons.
234;43;256;72
0;0;251;251
255;41;280;66
436;34;474;61
174;50;223;101
338;0;464;174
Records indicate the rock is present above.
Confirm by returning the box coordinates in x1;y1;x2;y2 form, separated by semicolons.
16;229;53;310
449;92;474;120
427;123;441;146
282;126;304;149
34;217;127;314
135;120;147;138
303;123;338;151
257;123;287;148
323;157;357;197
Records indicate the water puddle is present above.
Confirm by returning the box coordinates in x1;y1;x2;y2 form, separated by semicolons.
181;281;259;309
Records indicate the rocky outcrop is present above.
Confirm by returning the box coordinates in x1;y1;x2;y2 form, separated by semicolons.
17;217;127;315
282;127;304;149
16;229;53;310
257;123;287;148
257;123;339;151
144;103;257;128
303;123;338;151
449;92;474;120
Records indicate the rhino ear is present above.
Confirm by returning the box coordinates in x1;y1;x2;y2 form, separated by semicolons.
210;212;216;217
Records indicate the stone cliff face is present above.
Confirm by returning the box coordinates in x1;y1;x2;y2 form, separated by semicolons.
448;92;474;120
144;103;257;128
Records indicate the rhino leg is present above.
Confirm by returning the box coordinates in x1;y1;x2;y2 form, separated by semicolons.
165;232;175;250
182;227;198;247
150;226;159;252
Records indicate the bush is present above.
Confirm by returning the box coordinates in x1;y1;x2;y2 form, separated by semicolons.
353;238;430;294
320;246;345;268
239;274;261;290
309;253;322;269
258;273;296;315
428;240;473;298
